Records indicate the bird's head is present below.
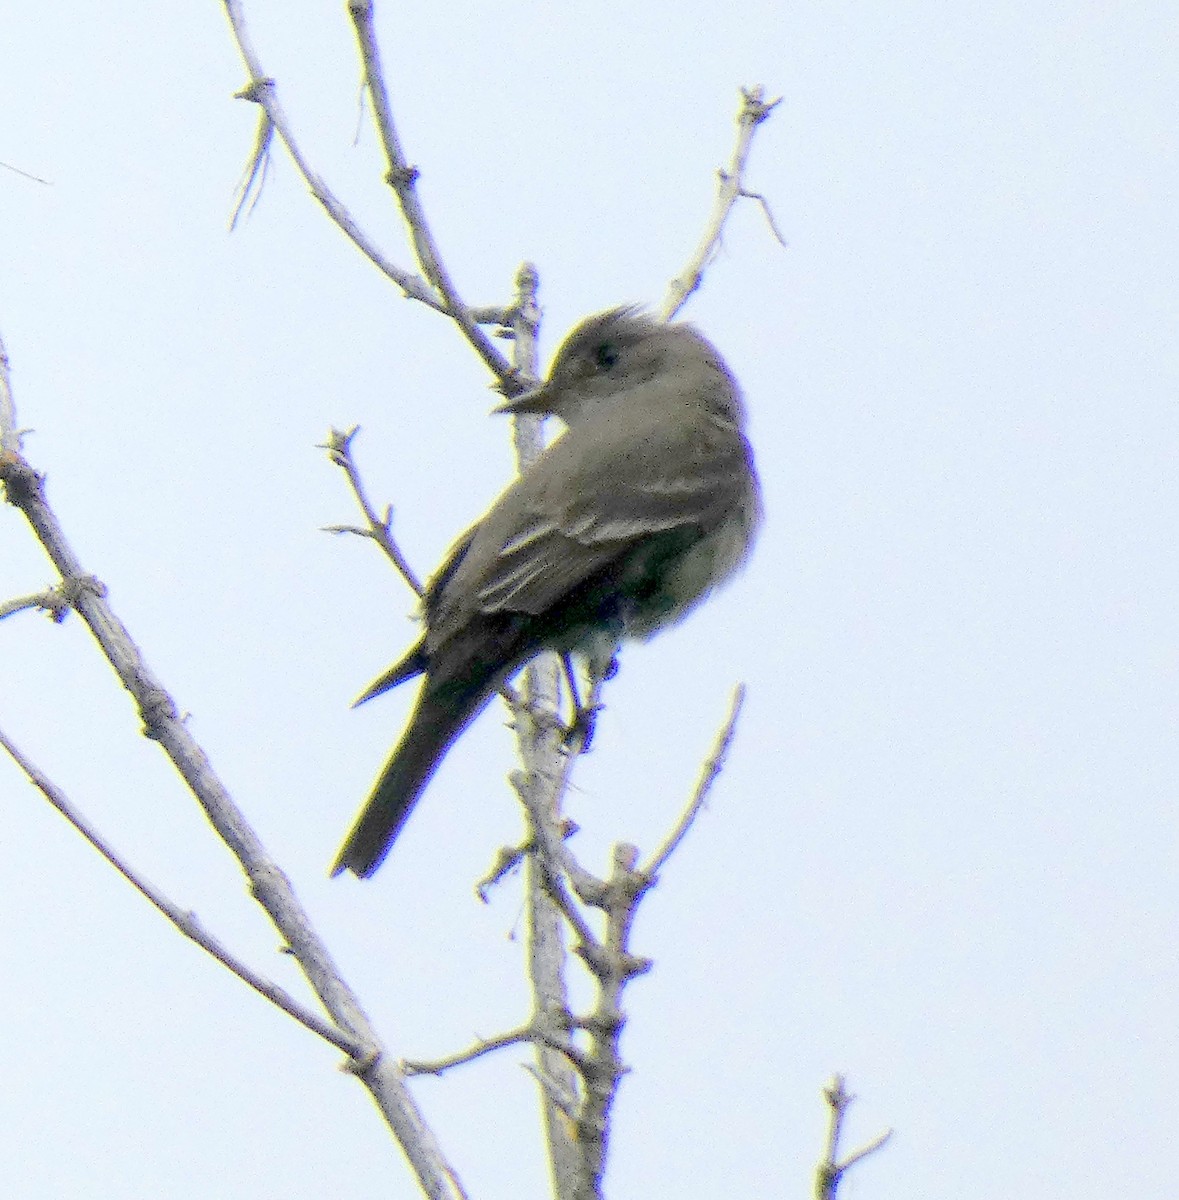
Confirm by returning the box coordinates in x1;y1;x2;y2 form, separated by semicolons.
496;306;731;428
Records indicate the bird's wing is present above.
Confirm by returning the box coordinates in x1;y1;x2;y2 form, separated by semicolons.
437;400;748;628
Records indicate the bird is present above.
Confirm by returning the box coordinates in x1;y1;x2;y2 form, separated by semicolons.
331;306;761;878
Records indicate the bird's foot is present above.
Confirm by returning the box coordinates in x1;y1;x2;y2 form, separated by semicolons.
564;702;604;754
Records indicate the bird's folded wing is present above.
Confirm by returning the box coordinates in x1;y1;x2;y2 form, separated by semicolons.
475;423;747;618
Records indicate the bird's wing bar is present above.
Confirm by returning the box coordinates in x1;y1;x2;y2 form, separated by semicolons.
477;454;742;616
437;389;745;625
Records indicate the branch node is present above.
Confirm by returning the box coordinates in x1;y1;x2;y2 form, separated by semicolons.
341;1045;383;1078
233;77;275;104
139;688;180;740
0;449;43;505
739;84;783;125
0;584;76;624
815;1074;893;1200
323;425;422;592
61;573;107;604
385;164;420;190
659;86;781;320
475;839;529;900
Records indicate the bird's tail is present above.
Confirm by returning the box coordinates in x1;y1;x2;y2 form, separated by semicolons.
330;688;482;879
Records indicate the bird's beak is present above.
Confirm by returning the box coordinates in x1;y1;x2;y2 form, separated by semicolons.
493;381;557;417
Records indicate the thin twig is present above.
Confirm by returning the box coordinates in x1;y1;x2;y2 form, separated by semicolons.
475;811;580;903
322;425;422;593
567;845;649;1193
469;305;514;326
0;587;71;623
522;1060;580;1123
475;838;530;900
815;1075;893;1200
513;769;600;951
0;335;19;456
347;0;514;385
219;6;453;316
0;159;51;185
0;727;362;1057
660;85;783;321
644;684;746;878
404;1021;586;1077
0;329;467;1200
229;85;274;230
739;187;788;247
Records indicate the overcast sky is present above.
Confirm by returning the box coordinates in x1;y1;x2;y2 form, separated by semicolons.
1;2;1176;1197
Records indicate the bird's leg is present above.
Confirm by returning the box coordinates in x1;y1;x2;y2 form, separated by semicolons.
561;643;621;753
562;653;604;753
561;653;583;713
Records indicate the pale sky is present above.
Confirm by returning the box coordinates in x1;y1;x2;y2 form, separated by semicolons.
1;2;1176;1197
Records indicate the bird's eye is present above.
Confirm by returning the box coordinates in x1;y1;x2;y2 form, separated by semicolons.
593;342;619;371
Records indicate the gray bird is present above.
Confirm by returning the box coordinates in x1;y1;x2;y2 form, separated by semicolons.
332;307;761;878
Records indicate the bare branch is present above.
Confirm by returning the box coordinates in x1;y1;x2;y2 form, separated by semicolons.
0;330;467;1200
0;586;72;623
0;158;51;185
0;727;362;1057
838;1130;895;1174
346;0;514;384
512;769;601;951
475;810;581;903
513;676;750;1199
815;1075;893;1200
567;846;648;1194
495;264;593;1200
660;84;783;321
644;683;746;878
404;1019;586;1077
229;84;274;230
322;425;423;593
475;838;529;900
219;5;455;316
739;186;789;247
469;305;514;326
0;335;19;457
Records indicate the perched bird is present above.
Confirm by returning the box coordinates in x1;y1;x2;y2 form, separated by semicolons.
332;307;761;878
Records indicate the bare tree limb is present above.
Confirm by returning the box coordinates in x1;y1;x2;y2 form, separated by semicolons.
0;158;51;186
469;305;514;326
495;263;593;1200
475;811;581;902
219;4;462;321
660;85;783;321
228;81;274;230
0;335;18;456
322;425;423;594
222;58;444;308
512;775;600;952
0;585;72;622
221;1;520;388
644;684;746;878
0;727;363;1057
815;1075;893;1200
739;186;789;247
511;682;756;1199
0;329;467;1200
346;0;511;383
403;1018;586;1078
